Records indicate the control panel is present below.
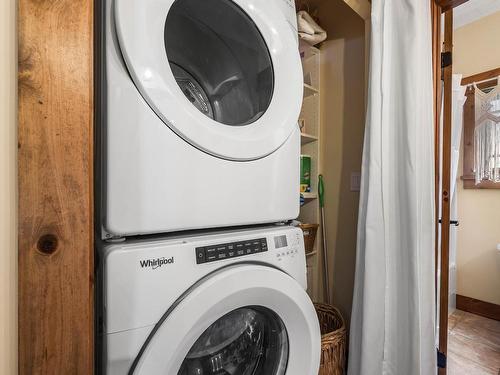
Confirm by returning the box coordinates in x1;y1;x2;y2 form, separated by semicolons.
195;238;268;264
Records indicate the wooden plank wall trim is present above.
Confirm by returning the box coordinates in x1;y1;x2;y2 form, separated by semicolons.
457;295;500;322
18;0;94;374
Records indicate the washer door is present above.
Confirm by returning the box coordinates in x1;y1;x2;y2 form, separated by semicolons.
114;0;302;161
130;265;320;374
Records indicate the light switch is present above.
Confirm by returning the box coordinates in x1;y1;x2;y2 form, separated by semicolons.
350;172;361;192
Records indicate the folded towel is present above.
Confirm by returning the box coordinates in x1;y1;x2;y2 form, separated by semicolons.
297;11;327;46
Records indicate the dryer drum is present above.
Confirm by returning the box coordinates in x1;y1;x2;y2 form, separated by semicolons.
170;63;214;119
165;0;274;126
177;307;288;375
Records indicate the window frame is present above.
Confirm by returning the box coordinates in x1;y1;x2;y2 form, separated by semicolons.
461;73;500;189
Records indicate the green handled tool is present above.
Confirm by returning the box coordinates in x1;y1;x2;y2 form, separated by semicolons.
318;175;331;304
319;174;325;208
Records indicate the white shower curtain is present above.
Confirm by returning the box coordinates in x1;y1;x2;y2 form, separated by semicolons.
348;1;436;374
448;75;467;313
436;75;466;332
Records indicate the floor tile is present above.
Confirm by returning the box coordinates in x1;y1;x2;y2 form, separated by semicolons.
453;313;500;350
449;331;500;371
449;310;465;331
458;311;500;335
448;350;497;375
448;310;500;375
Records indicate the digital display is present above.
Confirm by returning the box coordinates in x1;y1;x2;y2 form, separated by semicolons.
274;235;288;249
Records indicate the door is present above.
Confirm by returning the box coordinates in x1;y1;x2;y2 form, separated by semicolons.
114;0;303;161
129;264;321;375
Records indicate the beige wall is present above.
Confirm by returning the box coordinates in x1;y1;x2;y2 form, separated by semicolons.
0;0;17;374
317;1;366;322
453;11;500;305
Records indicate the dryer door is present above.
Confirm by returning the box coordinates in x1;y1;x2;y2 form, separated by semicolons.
130;265;320;375
114;0;302;161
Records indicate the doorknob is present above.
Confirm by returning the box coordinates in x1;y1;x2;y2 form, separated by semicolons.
438;219;459;226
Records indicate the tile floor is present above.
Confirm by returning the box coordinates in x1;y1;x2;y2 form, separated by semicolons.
448;310;500;375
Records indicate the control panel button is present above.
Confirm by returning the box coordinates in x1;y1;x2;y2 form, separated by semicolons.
206;247;217;255
195;247;205;264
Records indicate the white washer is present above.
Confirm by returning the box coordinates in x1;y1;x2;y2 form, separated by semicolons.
101;0;303;238
100;225;320;374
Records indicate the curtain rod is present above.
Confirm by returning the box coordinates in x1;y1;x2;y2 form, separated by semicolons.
467;76;499;87
461;67;500;86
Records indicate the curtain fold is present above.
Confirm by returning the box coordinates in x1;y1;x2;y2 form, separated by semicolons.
348;1;436;374
448;75;466;313
436;74;466;329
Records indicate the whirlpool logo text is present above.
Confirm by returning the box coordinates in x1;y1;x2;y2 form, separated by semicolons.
139;257;174;270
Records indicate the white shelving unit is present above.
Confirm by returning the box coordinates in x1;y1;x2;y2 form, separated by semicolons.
301;133;318;145
303;83;319;98
301;192;318;202
298;41;322;302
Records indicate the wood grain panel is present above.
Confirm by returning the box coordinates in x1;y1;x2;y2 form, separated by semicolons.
18;0;94;374
457;295;500;322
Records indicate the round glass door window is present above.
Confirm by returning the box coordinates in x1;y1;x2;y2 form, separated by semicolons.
177;307;288;375
165;0;274;126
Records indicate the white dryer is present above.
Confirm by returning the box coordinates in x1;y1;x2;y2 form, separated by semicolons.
100;225;320;374
101;0;303;238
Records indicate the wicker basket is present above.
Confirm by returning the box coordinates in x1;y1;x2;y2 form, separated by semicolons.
299;223;319;254
314;303;347;375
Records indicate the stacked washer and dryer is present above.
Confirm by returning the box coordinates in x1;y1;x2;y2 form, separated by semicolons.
97;0;321;374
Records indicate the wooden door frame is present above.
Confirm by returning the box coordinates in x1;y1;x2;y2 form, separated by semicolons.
437;0;469;11
432;1;470;374
437;9;454;375
18;1;94;374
